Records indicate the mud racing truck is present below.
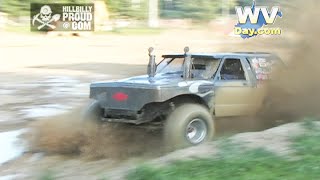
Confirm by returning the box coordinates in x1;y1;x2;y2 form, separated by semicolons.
84;47;283;149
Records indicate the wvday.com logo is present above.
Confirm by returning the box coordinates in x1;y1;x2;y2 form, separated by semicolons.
234;0;282;39
31;3;94;31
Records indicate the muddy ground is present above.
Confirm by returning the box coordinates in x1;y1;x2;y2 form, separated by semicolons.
1;1;319;177
0;30;288;179
0;61;276;179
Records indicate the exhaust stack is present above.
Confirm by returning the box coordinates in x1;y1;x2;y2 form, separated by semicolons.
147;47;156;78
183;46;192;79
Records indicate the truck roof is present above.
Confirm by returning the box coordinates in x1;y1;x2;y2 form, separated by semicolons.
162;52;275;59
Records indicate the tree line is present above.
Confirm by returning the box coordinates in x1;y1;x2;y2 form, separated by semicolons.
1;0;283;21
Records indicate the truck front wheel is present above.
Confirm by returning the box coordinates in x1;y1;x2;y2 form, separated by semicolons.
164;103;215;150
82;100;103;123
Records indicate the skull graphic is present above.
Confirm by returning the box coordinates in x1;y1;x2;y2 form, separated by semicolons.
32;4;61;30
40;5;52;22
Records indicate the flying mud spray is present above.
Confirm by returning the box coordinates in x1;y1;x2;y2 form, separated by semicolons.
263;0;320;120
28;0;320;159
28;108;163;159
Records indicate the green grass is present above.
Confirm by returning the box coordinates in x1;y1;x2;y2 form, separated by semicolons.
127;121;320;180
38;170;56;180
96;27;165;35
4;25;32;34
5;25;164;36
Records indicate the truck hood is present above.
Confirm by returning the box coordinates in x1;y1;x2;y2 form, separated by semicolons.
89;74;215;111
91;74;184;88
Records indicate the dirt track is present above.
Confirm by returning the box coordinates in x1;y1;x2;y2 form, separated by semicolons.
0;31;287;179
1;0;320;177
0;65;267;179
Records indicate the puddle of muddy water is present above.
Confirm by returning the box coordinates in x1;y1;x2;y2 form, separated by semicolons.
45;84;88;98
0;174;20;180
20;104;72;119
1;75;91;122
0;129;26;165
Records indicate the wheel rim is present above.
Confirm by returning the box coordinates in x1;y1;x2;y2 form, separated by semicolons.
185;118;207;144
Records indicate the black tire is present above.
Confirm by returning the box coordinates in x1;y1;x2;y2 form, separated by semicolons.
82;100;103;123
164;103;215;150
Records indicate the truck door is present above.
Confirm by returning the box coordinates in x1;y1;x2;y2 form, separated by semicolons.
214;56;258;117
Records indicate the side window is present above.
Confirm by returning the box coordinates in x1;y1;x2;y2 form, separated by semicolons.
249;57;278;80
191;58;220;79
220;58;246;80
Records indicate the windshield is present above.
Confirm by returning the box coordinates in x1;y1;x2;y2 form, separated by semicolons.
156;57;220;79
156;57;184;74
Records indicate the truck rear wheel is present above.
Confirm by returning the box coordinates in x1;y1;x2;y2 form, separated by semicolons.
164;103;215;150
82;100;103;123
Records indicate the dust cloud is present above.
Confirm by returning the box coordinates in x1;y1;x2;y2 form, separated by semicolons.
263;0;320;120
28;108;163;159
